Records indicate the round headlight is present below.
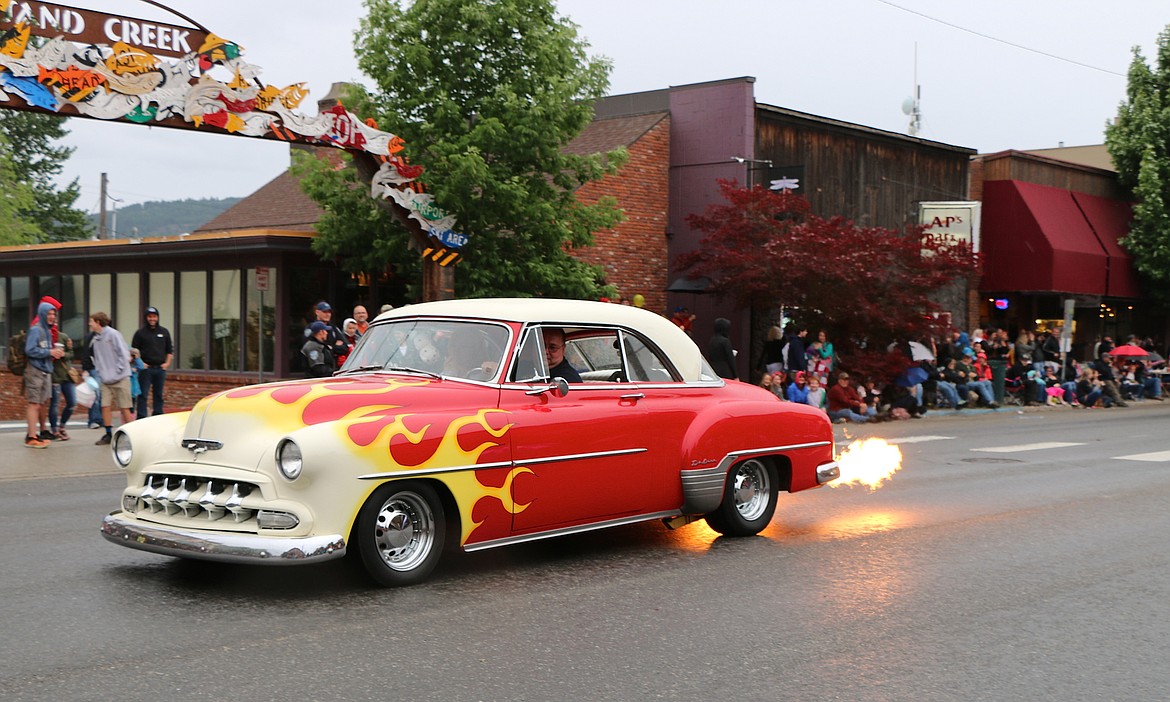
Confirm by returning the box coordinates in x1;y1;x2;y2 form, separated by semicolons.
276;439;303;481
113;431;133;467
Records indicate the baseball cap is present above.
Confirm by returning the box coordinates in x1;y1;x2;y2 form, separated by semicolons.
837;372;850;380
309;321;328;333
316;301;332;312
145;306;159;316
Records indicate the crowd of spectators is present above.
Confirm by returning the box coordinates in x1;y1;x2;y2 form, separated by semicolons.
750;322;1166;423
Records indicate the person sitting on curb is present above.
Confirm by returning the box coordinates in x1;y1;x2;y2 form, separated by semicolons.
957;350;998;408
827;372;876;423
1076;366;1110;408
937;359;966;409
1091;353;1128;407
786;371;810;404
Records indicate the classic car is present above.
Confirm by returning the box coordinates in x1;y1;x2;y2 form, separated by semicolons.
100;299;839;586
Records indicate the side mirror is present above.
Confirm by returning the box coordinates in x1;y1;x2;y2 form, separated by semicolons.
525;377;570;397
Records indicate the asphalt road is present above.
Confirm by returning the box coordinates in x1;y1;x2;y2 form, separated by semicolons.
2;403;1169;701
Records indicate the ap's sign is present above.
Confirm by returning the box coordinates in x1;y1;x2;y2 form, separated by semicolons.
919;201;981;253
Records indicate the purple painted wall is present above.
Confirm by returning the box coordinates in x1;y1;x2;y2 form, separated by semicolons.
666;78;757;379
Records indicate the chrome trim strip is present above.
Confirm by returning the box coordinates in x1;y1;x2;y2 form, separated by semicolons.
713;440;831;474
100;513;346;564
358;460;514;481
357;449;647;481
463;510;681;552
515;448;646;467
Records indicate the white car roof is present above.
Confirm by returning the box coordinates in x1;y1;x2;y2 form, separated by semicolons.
376;298;709;382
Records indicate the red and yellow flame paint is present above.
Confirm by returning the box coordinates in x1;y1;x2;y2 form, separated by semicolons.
213;377;525;545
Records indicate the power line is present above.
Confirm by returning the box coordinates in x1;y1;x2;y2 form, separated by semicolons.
873;0;1126;78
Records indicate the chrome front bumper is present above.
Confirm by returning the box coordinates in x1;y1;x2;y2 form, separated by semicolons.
100;513;346;565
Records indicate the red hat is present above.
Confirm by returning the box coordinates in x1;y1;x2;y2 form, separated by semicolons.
40;295;62;309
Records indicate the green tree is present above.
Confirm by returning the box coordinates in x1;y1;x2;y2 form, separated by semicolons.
0;131;42;245
0;111;92;242
304;0;625;299
1105;25;1170;291
293;149;426;300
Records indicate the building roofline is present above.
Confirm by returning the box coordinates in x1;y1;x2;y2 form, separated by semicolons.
755;102;976;154
975;148;1118;176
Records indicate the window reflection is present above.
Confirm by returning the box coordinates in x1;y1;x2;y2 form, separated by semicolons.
179;271;207;370
211;270;241;371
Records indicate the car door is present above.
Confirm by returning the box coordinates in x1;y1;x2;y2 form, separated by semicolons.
500;325;674;534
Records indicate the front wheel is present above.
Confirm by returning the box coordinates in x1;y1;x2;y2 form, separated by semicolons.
355;481;445;587
705;458;778;536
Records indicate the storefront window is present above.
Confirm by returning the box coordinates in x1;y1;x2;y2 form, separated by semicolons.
59;275;85;342
211;269;241;371
115;272;139;334
11;276;29;331
147;272;175;334
245;267;276;374
89;274;111;320
179;271;207;370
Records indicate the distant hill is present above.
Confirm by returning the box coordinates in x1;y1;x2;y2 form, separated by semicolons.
87;197;241;238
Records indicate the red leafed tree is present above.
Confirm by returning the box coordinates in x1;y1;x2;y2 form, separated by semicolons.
675;181;981;382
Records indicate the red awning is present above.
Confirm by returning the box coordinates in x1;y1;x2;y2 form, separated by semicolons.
981;180;1107;296
1072;192;1142;298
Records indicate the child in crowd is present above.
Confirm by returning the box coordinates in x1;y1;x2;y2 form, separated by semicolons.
805;375;826;410
129;347;145;408
768;369;787;400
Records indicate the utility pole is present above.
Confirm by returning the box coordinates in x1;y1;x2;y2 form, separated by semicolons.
99;172;108;240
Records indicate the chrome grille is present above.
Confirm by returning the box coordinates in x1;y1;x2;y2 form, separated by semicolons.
134;474;261;526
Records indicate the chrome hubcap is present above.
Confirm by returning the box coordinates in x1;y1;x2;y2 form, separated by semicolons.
732;459;771;521
373;491;435;571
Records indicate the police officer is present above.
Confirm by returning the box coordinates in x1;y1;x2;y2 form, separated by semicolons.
301;321;336;377
305;301;348;361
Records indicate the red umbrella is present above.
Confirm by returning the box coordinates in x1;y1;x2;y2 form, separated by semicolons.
1110;344;1148;357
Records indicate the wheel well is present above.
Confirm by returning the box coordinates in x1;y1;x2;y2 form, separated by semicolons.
346;478;463;549
762;455;793;492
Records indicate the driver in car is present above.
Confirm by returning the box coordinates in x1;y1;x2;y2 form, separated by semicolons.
544;327;582;383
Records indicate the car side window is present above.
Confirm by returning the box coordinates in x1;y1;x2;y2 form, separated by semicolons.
568;331;624;382
510;327;547;382
621;332;677;382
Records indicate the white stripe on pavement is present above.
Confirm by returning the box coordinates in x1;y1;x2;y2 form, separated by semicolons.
1113;451;1170;462
887;436;955;444
973;442;1085;453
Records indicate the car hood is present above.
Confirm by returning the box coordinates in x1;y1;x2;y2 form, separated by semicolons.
182;374;505;471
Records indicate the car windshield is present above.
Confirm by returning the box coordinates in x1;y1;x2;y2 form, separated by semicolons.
340;319;511;381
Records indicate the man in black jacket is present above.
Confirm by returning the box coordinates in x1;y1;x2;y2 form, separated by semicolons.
707;318;737;380
131;306;173;418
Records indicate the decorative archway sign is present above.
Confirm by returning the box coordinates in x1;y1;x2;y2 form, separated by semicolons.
0;0;462;299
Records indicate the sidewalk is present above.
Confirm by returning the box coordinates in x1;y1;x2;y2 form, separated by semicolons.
0;420;125;482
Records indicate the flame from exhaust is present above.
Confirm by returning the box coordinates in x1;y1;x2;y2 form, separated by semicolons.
830;438;903;491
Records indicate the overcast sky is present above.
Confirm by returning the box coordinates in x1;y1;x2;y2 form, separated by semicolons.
47;0;1170;214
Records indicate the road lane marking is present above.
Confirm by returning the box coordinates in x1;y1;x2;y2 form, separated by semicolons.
972;442;1085;453
887;436;955;444
1113;451;1170;462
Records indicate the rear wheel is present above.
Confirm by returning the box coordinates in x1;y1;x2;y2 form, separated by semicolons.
355;481;445;587
705;458;778;536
